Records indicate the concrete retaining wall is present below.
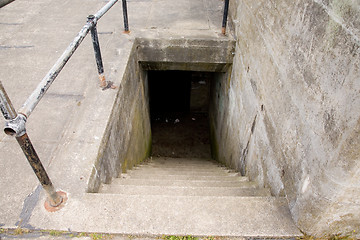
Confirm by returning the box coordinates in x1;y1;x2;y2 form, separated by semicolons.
87;43;152;193
211;0;360;236
87;37;236;193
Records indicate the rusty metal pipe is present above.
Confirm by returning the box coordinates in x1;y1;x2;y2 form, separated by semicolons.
0;0;120;211
18;0;118;118
88;15;106;88
16;133;63;207
0;81;65;209
122;0;130;33
221;0;229;35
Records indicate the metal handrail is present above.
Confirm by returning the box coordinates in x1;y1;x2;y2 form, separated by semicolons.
0;0;128;212
0;0;228;212
122;0;130;33
222;0;230;35
19;0;119;118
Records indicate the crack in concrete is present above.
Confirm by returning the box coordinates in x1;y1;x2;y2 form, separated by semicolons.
240;114;257;176
0;45;34;49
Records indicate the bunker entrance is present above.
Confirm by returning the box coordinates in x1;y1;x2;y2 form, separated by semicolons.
148;70;213;159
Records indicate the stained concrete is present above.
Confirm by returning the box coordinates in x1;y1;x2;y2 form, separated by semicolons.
1;0;357;238
208;0;360;237
0;0;246;236
137;38;235;72
29;157;301;237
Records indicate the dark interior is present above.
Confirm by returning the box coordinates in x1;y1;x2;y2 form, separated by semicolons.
148;70;213;158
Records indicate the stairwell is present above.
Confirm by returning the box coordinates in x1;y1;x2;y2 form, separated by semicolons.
98;157;301;237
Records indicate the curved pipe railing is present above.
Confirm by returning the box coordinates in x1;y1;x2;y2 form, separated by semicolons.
0;0;128;212
0;0;228;212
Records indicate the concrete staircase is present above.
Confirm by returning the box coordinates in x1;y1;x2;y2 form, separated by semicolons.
98;157;301;237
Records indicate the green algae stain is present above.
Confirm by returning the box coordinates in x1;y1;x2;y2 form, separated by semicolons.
325;0;354;49
122;98;152;173
209;119;219;161
143;133;152;160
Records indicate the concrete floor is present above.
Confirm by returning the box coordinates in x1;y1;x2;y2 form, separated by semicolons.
0;0;231;236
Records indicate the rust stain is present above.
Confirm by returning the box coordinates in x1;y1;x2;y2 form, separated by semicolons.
99;74;117;90
99;74;107;88
44;191;68;212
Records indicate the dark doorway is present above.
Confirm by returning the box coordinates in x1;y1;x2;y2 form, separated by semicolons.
149;71;192;113
148;71;213;159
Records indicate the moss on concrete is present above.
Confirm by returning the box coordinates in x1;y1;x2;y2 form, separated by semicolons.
121;91;152;173
143;133;152;160
209;118;219;161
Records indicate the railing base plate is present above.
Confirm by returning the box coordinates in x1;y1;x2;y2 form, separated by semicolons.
44;191;68;212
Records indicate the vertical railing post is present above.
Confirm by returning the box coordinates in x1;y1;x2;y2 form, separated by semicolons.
222;0;229;35
122;0;130;33
87;15;116;90
88;15;106;88
0;81;67;212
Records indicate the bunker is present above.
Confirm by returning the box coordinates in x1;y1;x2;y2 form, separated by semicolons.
87;38;236;192
1;0;359;237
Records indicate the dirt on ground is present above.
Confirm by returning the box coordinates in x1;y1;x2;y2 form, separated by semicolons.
150;112;211;159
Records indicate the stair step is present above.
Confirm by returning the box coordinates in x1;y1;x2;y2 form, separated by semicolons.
52;194;301;237
122;174;245;181
99;185;271;196
130;164;233;171
93;157;300;237
138;163;228;172
108;178;258;188
150;157;215;162
148;158;219;165
126;168;241;176
145;162;220;168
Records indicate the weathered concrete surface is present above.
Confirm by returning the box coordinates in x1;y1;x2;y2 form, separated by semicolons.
0;0;248;237
28;157;301;237
86;35;236;193
137;38;235;72
86;42;152;193
208;0;360;237
0;0;130;228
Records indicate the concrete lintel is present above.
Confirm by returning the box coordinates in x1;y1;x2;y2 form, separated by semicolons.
135;38;236;72
139;61;232;72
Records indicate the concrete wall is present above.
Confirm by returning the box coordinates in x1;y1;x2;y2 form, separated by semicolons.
211;0;360;236
87;37;236;193
137;38;235;72
87;43;152;192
